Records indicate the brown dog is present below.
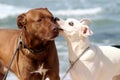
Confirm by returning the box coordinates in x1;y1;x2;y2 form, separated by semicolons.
0;8;60;80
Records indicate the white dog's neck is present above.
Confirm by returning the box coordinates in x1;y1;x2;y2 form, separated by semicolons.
64;35;90;61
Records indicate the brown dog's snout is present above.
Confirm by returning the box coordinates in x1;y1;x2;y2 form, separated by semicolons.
50;26;59;38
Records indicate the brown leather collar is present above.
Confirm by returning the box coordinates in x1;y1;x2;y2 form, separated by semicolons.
23;44;46;54
19;32;47;54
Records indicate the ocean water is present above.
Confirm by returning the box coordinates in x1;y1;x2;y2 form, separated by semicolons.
0;0;120;80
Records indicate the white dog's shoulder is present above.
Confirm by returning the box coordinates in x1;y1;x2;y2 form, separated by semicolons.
99;46;120;62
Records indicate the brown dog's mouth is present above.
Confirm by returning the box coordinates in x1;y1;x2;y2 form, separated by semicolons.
51;31;59;39
45;31;59;41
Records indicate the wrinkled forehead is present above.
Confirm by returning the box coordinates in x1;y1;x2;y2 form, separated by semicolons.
26;8;53;21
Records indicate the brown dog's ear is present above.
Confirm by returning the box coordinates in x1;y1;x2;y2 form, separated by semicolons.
17;13;26;29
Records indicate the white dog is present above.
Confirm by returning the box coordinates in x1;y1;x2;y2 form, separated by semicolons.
57;18;120;80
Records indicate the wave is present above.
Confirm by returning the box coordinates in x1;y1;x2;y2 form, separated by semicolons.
53;7;102;16
0;3;28;19
0;3;102;19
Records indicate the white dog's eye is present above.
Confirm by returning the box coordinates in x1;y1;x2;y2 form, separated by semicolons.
68;22;74;26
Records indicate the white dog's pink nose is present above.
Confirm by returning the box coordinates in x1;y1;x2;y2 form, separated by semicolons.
56;18;65;24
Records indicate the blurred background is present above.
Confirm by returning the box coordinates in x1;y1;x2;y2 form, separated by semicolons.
0;0;120;80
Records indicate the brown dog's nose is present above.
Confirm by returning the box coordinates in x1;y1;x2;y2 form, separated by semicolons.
54;17;60;22
53;27;59;32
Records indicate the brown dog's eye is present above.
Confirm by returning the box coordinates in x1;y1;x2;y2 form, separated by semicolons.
37;19;42;22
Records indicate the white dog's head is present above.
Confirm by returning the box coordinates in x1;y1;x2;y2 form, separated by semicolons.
57;18;93;39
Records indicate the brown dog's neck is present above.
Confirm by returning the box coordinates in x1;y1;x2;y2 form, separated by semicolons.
20;31;50;54
23;43;48;53
23;40;49;54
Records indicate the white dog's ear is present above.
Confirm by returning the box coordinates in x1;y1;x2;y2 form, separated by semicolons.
80;25;93;37
80;18;90;25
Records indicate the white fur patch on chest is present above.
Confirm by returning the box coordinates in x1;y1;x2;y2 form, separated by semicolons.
30;63;49;78
31;63;48;74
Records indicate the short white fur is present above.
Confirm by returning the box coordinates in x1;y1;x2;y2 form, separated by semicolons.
58;18;120;80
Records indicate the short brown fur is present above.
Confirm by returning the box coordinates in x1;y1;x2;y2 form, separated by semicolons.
0;8;60;80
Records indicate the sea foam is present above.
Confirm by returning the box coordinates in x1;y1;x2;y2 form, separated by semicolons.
0;3;28;19
53;7;102;16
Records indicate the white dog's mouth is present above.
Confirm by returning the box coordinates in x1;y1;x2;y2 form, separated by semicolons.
56;19;64;31
58;27;63;31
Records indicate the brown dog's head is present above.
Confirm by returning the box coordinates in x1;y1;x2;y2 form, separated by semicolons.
17;8;59;41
